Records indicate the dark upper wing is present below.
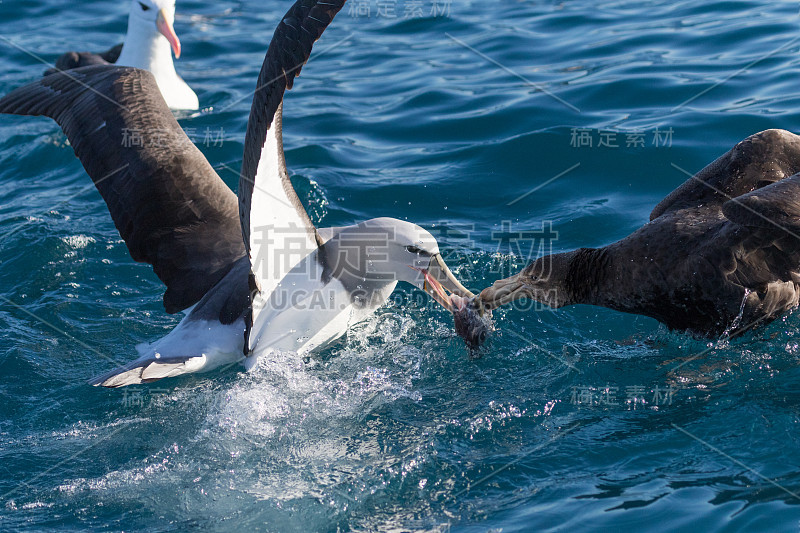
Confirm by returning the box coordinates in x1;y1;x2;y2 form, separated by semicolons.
0;65;245;313
238;0;346;254
651;129;800;221
45;44;124;76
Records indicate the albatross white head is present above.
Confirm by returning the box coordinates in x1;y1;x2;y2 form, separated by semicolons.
327;217;475;312
116;0;199;110
366;219;493;348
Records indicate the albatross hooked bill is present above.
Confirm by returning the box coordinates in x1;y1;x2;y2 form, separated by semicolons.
156;7;181;58
414;253;472;312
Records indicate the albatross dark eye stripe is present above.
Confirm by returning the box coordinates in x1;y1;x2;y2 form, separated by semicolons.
406;245;430;256
138;2;151;11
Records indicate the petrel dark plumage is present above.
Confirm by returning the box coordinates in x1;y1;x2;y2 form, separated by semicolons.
481;129;800;337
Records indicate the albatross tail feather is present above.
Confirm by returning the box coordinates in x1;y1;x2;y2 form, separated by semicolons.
89;354;207;388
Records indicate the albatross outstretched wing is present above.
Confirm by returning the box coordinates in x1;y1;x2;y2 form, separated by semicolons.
238;0;346;352
0;65;245;313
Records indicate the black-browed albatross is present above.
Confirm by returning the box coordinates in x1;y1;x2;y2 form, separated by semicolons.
480;129;800;337
0;0;476;386
48;0;198;110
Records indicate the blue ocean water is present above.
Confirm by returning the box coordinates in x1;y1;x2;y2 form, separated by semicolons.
1;0;800;530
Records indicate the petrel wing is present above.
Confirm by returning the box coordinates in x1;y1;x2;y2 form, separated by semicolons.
651;129;800;221
722;173;800;234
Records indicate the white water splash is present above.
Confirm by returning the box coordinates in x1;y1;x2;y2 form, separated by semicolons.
721;287;751;340
61;235;95;249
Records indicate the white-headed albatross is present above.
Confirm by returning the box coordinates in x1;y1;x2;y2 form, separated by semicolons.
0;0;478;386
48;0;198;110
480;129;800;337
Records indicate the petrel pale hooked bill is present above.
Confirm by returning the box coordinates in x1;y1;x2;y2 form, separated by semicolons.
48;0;198;110
0;0;481;387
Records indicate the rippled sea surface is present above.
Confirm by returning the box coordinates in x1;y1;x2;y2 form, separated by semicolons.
2;0;800;531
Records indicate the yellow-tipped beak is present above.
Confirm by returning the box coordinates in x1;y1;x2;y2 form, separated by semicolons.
157;8;181;58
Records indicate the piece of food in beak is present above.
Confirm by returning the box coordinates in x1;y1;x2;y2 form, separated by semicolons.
451;294;494;353
420;254;494;350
